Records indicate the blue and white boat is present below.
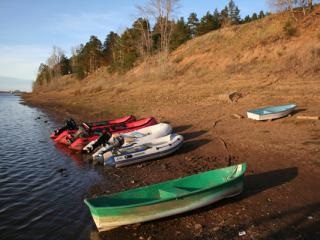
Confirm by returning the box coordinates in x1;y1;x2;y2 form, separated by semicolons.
247;104;297;121
98;134;183;167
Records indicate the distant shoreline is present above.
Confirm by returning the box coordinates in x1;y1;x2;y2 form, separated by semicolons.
0;90;26;95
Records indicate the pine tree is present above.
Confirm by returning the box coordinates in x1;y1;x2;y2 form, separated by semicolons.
103;31;120;65
228;0;241;24
187;12;199;38
251;12;258;21
258;10;265;19
243;15;251;23
170;17;191;50
212;8;221;29
60;55;71;75
220;6;229;26
86;35;103;72
197;11;218;36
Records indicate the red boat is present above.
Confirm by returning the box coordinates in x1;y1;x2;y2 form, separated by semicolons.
68;117;158;151
51;115;136;140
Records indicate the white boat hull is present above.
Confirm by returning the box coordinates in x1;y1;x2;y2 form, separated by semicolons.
104;134;183;167
85;123;172;155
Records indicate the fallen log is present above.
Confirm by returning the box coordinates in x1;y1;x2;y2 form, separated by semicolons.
232;113;244;119
296;116;320;120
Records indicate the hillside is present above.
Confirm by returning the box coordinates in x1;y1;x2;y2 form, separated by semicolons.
23;10;320;240
25;11;320;119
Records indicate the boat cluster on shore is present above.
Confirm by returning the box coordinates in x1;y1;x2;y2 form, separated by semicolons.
51;103;296;232
51;115;184;166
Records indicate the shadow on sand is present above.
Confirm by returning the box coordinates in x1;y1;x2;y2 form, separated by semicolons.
173;125;193;133
291;108;307;116
176;139;211;155
181;130;207;141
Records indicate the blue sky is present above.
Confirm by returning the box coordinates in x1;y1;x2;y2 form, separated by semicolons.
0;0;268;91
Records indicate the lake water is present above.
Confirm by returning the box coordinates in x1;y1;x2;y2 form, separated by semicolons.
0;93;100;240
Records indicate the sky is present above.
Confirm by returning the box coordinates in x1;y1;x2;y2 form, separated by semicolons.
0;0;268;91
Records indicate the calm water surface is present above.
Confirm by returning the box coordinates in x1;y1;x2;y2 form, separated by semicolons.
0;93;100;240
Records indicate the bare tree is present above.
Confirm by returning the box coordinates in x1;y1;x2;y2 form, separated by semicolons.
267;0;313;14
133;15;153;58
137;0;180;56
47;46;64;79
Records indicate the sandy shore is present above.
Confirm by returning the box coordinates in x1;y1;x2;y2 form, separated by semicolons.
22;91;320;240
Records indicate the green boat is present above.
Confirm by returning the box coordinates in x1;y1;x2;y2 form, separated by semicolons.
84;163;246;232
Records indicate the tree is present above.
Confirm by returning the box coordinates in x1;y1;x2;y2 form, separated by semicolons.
85;35;103;72
170;17;191;50
228;0;241;24
243;15;251;23
152;16;174;52
137;0;180;55
70;44;86;79
47;46;64;69
187;12;199;38
132;18;153;57
60;55;71;75
103;31;120;65
220;6;229;25
110;28;139;72
197;11;221;36
268;0;313;14
258;10;266;18
213;8;221;29
251;12;258;20
47;46;64;79
34;63;51;87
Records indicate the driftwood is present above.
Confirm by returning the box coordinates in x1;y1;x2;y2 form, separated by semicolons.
232;113;244;119
296;116;320;120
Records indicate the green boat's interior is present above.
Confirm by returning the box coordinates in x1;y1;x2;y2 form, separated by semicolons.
85;164;246;208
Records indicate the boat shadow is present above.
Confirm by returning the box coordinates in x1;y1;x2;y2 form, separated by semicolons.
176;138;211;155
291;108;307;116
172;125;193;133
181;130;207;141
157;167;298;221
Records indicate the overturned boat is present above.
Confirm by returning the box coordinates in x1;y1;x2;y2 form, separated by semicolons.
84;163;246;232
96;133;183;167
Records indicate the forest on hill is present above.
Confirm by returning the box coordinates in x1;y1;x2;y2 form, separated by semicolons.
33;0;271;89
33;0;318;91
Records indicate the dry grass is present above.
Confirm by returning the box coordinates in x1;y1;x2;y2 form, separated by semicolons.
28;8;320;120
